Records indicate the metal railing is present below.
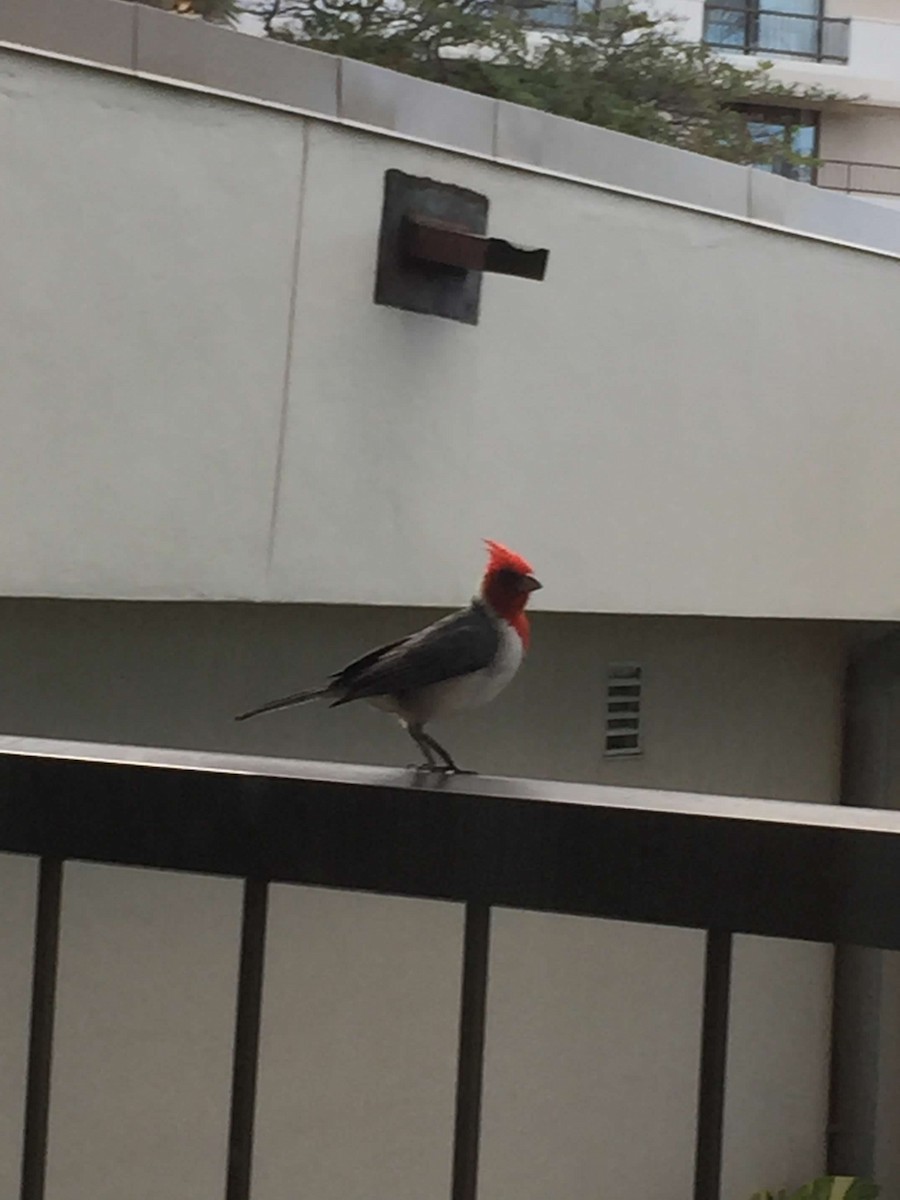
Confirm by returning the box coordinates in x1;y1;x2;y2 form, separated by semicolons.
703;5;850;63
817;159;900;198
4;735;900;1200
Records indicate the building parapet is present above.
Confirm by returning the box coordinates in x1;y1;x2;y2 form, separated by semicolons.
3;0;900;256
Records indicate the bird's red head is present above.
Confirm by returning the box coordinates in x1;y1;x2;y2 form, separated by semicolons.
480;540;541;647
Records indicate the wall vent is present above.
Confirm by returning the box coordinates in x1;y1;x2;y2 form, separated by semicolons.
604;663;642;757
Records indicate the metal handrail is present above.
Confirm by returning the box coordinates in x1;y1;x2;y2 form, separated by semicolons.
2;733;900;944
707;3;840;15
5;734;900;1200
703;4;850;64
817;158;900;197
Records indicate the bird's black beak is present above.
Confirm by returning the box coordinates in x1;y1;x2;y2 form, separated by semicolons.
520;574;542;593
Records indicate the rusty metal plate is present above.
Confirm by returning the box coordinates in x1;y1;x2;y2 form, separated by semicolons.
374;169;488;325
404;217;548;281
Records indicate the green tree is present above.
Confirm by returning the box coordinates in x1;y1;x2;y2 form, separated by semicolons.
248;0;837;170
750;1176;879;1200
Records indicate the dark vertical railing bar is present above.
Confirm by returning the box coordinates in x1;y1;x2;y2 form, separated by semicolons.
20;858;63;1200
225;879;269;1200
693;930;733;1200
451;904;491;1200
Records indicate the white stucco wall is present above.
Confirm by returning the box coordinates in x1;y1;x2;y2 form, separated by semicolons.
858;194;900;210
821;106;900;166
480;911;706;1200
46;862;243;1200
844;17;900;86
2;51;900;619
253;885;464;1200
819;106;900;202
723;935;833;1198
3;855;833;1200
829;0;900;19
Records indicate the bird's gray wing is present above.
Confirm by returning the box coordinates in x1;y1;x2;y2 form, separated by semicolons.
332;604;499;704
329;638;408;681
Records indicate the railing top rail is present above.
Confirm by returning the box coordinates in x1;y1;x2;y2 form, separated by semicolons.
817;159;900;196
0;732;896;831
821;158;900;170
1;734;899;947
704;5;848;20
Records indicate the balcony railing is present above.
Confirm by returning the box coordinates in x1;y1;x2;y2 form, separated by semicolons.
817;159;900;198
3;736;900;1199
704;6;850;63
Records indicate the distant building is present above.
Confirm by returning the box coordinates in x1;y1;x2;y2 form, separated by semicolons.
528;0;900;205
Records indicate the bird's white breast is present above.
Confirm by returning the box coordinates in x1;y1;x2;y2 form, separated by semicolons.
394;619;524;725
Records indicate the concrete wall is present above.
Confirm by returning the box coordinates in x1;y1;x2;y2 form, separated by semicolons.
819;107;900;203
821;107;900;165
481;911;707;1200
844;17;900;87
723;935;833;1199
830;0;900;20
0;845;832;1200
3;50;900;620
46;862;243;1200
858;194;900;210
876;951;900;1199
0;854;37;1200
830;632;900;1196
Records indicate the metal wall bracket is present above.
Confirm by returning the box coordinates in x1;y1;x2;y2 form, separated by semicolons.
374;170;549;326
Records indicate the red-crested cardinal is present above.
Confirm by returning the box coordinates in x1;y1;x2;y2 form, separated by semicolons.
235;540;541;773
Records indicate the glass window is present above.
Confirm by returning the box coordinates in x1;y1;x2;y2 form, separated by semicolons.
703;0;844;63
704;0;752;52
758;0;820;57
502;1;596;27
735;106;819;183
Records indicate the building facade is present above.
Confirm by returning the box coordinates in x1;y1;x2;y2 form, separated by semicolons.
528;0;900;206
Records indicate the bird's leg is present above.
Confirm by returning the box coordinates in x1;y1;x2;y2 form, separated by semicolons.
406;723;439;772
419;730;476;776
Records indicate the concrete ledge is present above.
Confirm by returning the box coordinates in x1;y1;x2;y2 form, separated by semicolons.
749;170;900;255
135;6;338;113
339;57;496;156
496;100;751;217
2;0;900;256
0;0;136;70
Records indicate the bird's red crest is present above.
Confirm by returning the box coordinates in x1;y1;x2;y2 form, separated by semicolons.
483;539;534;578
481;540;536;648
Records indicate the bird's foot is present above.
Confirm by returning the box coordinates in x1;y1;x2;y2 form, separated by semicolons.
406;762;476;776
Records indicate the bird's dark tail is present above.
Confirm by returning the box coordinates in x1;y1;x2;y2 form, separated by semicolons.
234;686;330;722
